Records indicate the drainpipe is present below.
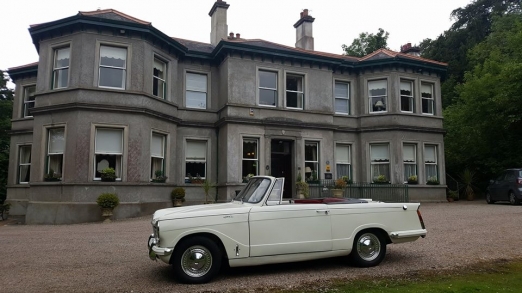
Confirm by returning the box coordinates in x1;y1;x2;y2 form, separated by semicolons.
215;127;219;202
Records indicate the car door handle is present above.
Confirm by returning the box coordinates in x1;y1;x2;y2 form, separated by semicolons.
316;210;329;215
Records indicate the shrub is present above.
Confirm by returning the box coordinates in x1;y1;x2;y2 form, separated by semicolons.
100;168;116;182
375;174;388;183
408;175;418;184
427;176;440;185
334;178;347;189
96;193;119;209
153;170;167;182
296;181;309;198
171;187;186;202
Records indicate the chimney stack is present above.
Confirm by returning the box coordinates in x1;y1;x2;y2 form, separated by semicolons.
294;9;315;51
209;0;230;46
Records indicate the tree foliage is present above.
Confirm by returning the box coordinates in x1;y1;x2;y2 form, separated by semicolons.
342;28;389;57
443;14;522;177
420;0;521;108
0;70;13;203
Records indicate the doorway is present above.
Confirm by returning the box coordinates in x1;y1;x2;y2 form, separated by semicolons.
270;139;293;198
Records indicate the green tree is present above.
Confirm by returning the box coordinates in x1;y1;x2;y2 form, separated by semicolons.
342;28;389;57
420;0;521;108
0;70;13;203
444;14;522;178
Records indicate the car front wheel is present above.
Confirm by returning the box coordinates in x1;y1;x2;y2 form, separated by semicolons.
509;192;519;205
172;236;222;284
349;231;387;267
486;192;495;204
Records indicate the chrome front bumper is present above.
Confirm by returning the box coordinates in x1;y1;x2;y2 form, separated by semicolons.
148;234;173;261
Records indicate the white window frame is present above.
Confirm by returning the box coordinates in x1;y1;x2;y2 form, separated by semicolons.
304;141;320;182
94;127;124;181
258;69;278;107
185;140;207;181
400;80;414;113
185;72;208;109
335;143;351;180
368;79;388;113
242;138;259;178
151;132;166;180
285;73;304;110
98;45;127;89
403;143;417;183
424;144;438;182
334;81;350;115
52;46;70;89
152;56;167;99
18;145;31;184
23;85;36;118
46;127;65;180
370;143;390;182
421;82;435;115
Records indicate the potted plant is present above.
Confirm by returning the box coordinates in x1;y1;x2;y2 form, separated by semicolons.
96;193;119;223
427;176;440;185
331;178;347;198
407;175;418;184
44;169;61;182
100;167;116;182
342;175;353;184
307;170;320;184
374;174;389;184
0;202;11;220
190;174;204;184
202;179;216;204
459;168;476;201
171;187;186;207
296;173;309;199
447;189;459;202
152;170;167;183
242;173;254;183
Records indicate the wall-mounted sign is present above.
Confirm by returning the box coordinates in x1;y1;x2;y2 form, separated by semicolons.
326;165;331;172
324;173;333;179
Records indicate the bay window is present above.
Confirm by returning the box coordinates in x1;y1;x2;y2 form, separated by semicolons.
400;80;414;112
153;58;167;99
47;128;65;179
403;144;417;182
23;85;36;118
421;82;435;115
52;47;70;89
151;133;166;180
424;145;438;182
185;140;207;181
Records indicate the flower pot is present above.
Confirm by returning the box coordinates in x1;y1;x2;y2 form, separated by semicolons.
447;197;454;202
173;199;183;207
101;208;113;223
331;189;343;198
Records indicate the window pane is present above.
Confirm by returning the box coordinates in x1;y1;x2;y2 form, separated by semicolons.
335;82;349;98
259;71;277;89
371;164;390;180
425;145;436;163
371;144;389;161
243;140;257;159
99;67;125;88
186;73;207;92
401;95;412;112
153;59;165;79
49;128;65;153
151;134;164;158
305;143;318;161
426;165;437;180
48;154;63;175
422;99;434;114
286;75;303;91
336;164;350;178
368;80;387;96
95;154;122;177
259;89;276;106
335;144;350;163
55;47;70;68
153;78;165;98
404;164;417;178
403;144;415;162
242;160;257;177
100;46;126;68
54;69;69;88
400;81;412;95
24;86;35;101
186;141;206;160
421;83;433;98
286;92;303;108
95;128;123;154
186;162;206;178
186;91;207;109
335;98;349;114
151;157;164;177
19;165;30;183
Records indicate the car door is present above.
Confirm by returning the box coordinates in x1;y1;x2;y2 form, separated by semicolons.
249;180;332;257
490;172;506;200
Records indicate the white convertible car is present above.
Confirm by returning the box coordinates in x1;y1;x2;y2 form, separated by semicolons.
148;176;427;283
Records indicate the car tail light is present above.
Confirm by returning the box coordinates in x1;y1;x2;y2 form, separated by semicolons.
517;178;522;185
417;207;426;230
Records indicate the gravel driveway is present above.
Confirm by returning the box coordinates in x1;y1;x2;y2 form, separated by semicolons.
1;201;522;293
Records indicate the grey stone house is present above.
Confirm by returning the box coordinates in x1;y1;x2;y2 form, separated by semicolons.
7;1;447;224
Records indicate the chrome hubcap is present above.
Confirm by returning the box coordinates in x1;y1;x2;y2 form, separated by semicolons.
181;245;212;278
356;233;381;261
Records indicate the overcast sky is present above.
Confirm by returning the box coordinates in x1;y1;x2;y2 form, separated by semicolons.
2;0;472;86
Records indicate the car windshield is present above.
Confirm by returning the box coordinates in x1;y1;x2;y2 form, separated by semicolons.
234;178;271;203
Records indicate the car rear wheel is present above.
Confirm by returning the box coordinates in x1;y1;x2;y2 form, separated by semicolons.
172;236;222;284
509;192;519;205
349;231;387;267
486;192;495;204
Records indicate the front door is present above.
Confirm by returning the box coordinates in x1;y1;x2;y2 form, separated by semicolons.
271;140;293;198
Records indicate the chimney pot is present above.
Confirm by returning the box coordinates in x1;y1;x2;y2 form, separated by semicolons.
303;9;308;16
229;32;234;37
236;33;240;38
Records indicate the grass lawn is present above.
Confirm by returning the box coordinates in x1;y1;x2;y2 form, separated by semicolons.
276;258;522;293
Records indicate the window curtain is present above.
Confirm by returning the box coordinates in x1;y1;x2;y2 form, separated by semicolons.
19;146;31;183
55;47;70;68
100;46;126;68
151;134;164;158
403;144;415;162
